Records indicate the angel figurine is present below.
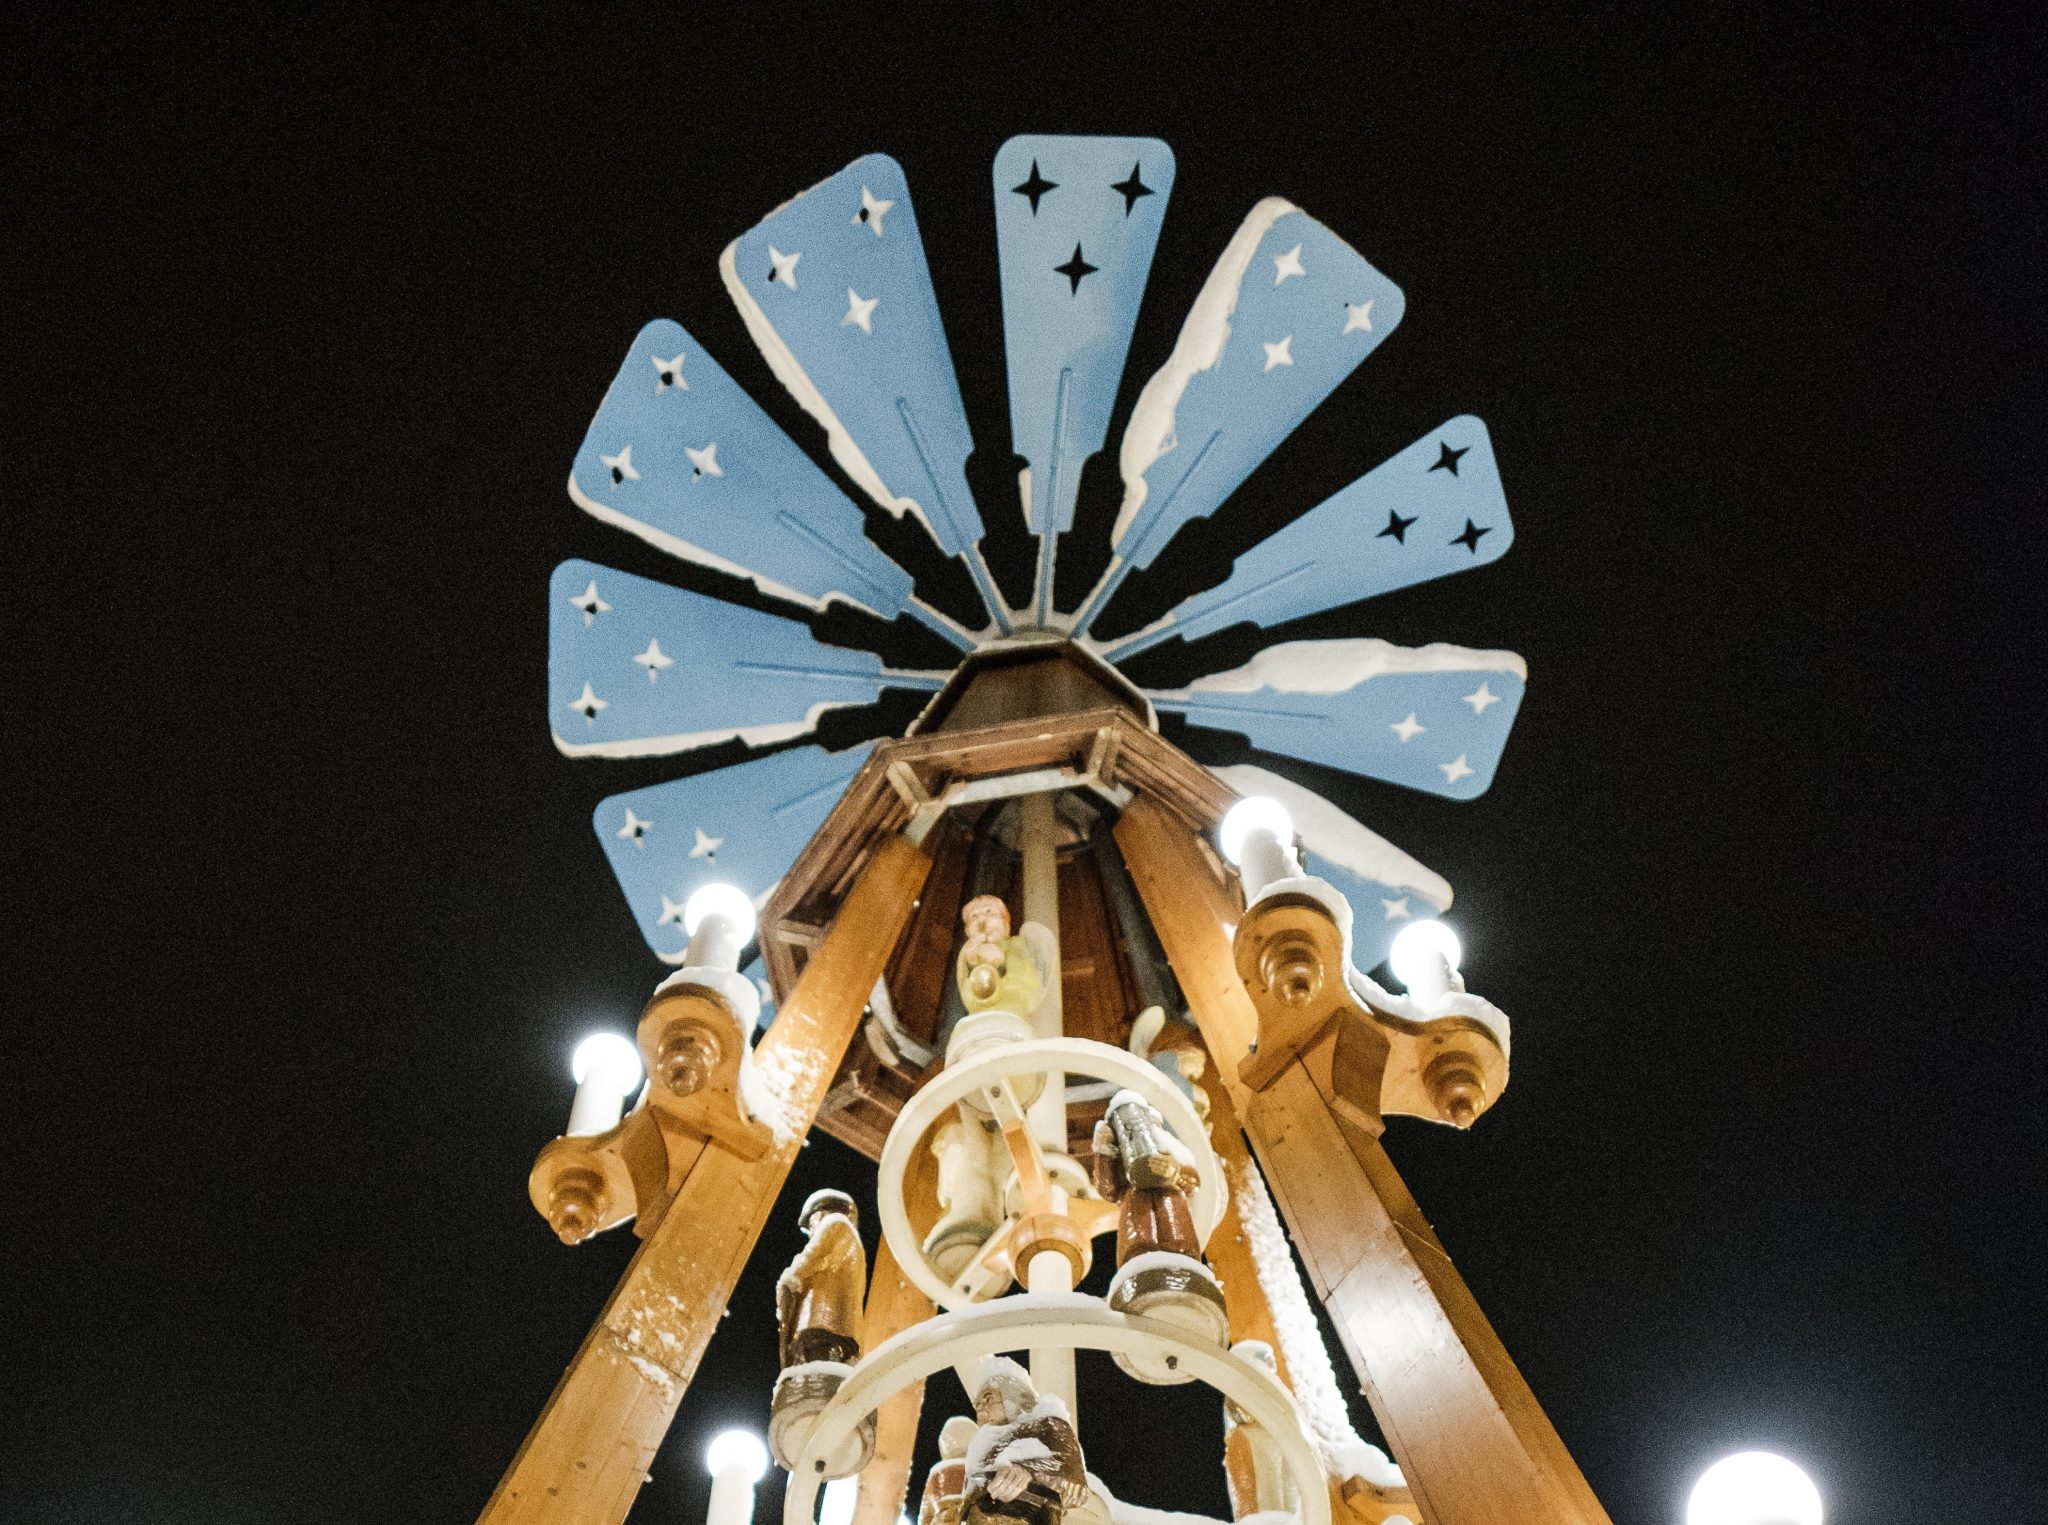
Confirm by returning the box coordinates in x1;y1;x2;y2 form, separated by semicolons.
963;1358;1091;1525
956;895;1043;1016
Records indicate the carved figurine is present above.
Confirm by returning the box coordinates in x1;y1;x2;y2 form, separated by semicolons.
776;1188;867;1368
768;1189;875;1475
962;1358;1091;1525
1090;1090;1202;1265
956;895;1043;1017
924;1112;1003;1279
920;1414;979;1525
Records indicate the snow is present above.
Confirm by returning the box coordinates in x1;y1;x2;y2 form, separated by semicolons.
739;1040;826;1147
1230;1154;1404;1490
1089;1476;1234;1525
994;1437;1054;1464
1212;765;1452;909
1177;638;1527;696
1114;198;1298;545
1110;1249;1210;1285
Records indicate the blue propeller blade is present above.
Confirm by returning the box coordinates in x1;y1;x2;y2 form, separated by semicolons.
569;319;969;649
1151;638;1525;798
549;559;940;758
1072;200;1405;635
1212;764;1453;975
594;743;874;964
994;134;1175;621
721;153;1009;630
1104;418;1510;660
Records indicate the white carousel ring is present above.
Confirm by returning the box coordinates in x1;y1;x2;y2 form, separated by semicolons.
877;1035;1223;1312
781;1292;1330;1525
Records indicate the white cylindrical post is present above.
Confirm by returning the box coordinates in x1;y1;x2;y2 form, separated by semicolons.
1388;919;1465;1006
1017;792;1067;1155
704;1430;769;1525
684;882;757;973
566;1032;642;1136
1025;1207;1077;1420
1219;797;1299;901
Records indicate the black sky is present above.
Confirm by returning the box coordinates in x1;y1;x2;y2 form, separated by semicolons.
7;8;2044;1523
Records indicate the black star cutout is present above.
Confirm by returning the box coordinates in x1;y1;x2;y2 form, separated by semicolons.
1012;160;1058;215
1111;162;1154;215
1055;243;1099;294
1451;519;1492;553
1429;441;1471;475
1377;509;1418;543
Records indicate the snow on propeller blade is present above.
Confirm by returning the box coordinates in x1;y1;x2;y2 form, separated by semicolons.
569;319;972;651
1212;763;1453;978
719;153;1012;636
549;560;942;759
595;742;875;965
1103;418;1512;661
1067;199;1405;637
1150;638;1526;799
994;134;1176;625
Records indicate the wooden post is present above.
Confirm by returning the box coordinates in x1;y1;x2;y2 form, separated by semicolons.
1115;799;1611;1525
852;1237;935;1525
479;836;932;1525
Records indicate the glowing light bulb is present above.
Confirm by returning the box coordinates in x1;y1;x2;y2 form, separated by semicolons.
1388;919;1462;1002
705;1427;768;1482
1219;796;1294;867
565;1032;642;1135
1686;1452;1822;1525
685;881;757;941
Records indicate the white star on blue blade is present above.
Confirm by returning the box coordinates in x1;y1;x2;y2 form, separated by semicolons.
1213;764;1453;975
1071;199;1406;635
550;559;941;758
569;319;971;650
1104;418;1511;660
994;135;1176;622
720;153;1010;632
1150;638;1525;798
593;743;874;963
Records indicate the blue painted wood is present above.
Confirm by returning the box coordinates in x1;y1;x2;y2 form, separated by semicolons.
549;559;936;758
593;744;873;965
995;136;1174;539
1153;641;1525;797
1076;204;1404;633
724;154;989;570
570;319;948;638
1105;418;1510;660
1307;849;1454;976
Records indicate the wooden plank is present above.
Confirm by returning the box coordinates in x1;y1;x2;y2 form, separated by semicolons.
853;1236;936;1525
478;836;932;1525
1115;798;1611;1525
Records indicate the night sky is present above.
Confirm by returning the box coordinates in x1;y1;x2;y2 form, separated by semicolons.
9;9;2043;1523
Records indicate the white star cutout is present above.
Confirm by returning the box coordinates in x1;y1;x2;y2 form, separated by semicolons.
570;580;611;626
842;287;879;334
1272;243;1306;285
617;808;652;848
657;895;687;927
767;245;801;289
854;184;894;236
1463;682;1503;715
1262;335;1295;372
1390;712;1426;743
1382;896;1413;921
686;441;722;478
633;638;674;681
651;353;687;390
569;682;608;724
1343;300;1376;334
1439;754;1475;785
690;827;723;860
600;445;639;483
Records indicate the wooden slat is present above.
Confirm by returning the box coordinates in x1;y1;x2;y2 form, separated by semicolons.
1115;798;1611;1525
478;836;932;1525
852;1236;935;1525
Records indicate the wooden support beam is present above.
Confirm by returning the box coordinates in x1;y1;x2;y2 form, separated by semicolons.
852;1237;936;1525
478;836;932;1525
1115;798;1611;1525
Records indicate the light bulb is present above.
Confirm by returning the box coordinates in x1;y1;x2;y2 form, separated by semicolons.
1218;796;1294;867
685;881;758;942
1686;1451;1822;1525
1388;919;1462;998
570;1032;642;1093
704;1428;769;1483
